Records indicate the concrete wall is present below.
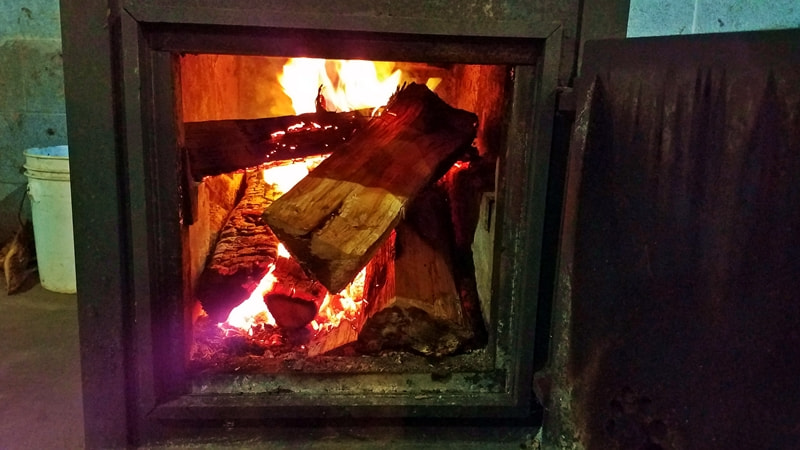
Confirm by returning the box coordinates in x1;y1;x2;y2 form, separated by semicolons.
0;0;66;242
628;0;800;37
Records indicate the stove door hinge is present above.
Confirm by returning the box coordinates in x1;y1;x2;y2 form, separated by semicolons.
556;86;575;114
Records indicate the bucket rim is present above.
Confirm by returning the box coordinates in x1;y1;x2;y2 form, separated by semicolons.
24;145;69;159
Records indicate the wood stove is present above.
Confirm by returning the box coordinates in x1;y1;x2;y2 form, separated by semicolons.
60;0;623;447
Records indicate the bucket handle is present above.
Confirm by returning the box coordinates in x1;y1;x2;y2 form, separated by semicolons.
27;183;39;204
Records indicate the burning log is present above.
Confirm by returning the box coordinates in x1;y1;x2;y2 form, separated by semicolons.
197;181;474;357
195;171;280;322
183;110;368;181
263;83;478;293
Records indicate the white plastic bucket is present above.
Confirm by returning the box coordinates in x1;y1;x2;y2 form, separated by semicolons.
23;145;77;294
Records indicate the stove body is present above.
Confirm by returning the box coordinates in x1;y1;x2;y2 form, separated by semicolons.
59;0;629;447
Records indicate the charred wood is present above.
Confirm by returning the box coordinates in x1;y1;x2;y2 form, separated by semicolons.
266;253;327;330
439;157;496;338
184;110;368;180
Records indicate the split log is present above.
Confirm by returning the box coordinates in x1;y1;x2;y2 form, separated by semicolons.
471;192;496;329
393;186;466;330
263;83;478;293
195;171;280;322
351;185;472;357
184;110;368;181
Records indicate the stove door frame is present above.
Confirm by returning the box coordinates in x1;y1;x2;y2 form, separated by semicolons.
64;1;564;445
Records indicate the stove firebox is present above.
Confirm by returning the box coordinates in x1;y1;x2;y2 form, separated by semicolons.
183;55;508;372
61;1;571;447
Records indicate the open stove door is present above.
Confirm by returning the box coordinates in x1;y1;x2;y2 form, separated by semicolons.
539;29;800;449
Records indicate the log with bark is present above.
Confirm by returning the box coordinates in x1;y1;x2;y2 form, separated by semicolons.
440;158;496;337
183;110;368;181
196;166;336;325
195;171;280;322
262;83;478;293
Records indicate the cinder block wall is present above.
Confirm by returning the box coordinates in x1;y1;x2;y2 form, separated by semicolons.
0;0;66;242
628;0;800;37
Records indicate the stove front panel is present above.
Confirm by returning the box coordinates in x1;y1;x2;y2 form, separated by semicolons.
62;0;571;446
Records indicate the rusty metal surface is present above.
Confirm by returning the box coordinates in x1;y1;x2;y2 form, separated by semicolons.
549;29;800;449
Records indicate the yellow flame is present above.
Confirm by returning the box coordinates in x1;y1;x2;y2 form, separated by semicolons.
262;160;311;193
310;267;366;332
262;154;328;191
277;243;291;258
426;77;442;91
279;58;402;114
224;265;277;333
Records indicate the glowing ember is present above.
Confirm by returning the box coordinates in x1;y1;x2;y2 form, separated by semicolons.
279;58;403;114
287;121;306;132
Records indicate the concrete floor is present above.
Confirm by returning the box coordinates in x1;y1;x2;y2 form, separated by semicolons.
0;282;84;449
0;282;541;449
